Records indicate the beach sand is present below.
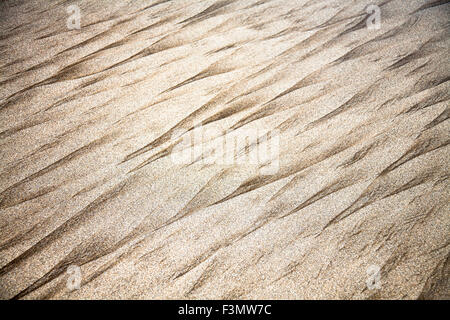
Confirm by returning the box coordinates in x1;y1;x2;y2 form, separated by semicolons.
0;0;449;299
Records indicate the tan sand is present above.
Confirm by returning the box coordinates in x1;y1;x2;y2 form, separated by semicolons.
0;0;449;299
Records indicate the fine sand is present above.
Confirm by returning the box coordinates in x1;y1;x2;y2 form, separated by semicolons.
0;0;449;299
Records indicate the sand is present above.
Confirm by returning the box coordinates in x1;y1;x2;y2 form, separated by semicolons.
0;0;449;299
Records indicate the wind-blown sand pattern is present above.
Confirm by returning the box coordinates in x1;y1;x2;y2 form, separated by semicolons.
0;0;449;300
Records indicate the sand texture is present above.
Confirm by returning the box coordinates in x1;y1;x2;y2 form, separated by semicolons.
0;0;449;299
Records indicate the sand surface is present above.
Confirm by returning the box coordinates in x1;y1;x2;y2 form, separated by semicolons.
0;0;449;299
